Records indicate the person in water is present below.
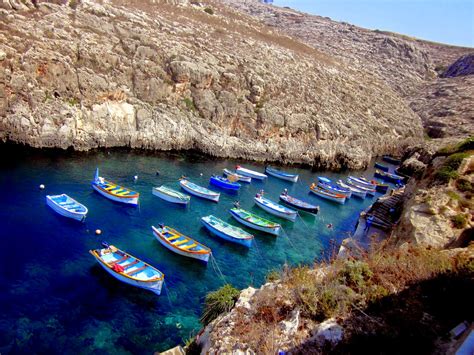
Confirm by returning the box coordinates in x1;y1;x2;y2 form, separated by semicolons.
327;223;333;229
233;201;241;208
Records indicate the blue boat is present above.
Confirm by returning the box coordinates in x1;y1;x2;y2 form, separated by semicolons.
382;155;401;165
374;170;405;184
317;177;352;198
201;215;253;248
374;162;389;172
265;166;299;182
357;177;389;193
209;175;241;191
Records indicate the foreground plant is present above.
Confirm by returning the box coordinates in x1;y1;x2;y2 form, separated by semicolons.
200;284;240;326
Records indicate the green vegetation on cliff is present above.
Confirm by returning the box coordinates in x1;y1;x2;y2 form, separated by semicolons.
198;244;473;353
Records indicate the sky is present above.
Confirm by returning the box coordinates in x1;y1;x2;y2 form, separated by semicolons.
273;0;474;47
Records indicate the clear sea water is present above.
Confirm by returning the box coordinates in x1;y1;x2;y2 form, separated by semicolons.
0;147;383;353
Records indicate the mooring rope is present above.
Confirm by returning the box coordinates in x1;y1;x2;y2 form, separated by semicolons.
280;226;298;251
251;238;270;269
210;254;227;284
162;281;173;307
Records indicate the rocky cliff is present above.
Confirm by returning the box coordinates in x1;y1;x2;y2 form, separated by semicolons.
0;0;425;169
222;0;473;142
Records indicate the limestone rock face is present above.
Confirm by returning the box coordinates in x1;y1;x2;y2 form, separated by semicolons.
0;0;423;169
394;154;474;248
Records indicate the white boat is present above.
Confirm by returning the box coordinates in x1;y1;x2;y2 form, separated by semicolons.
201;215;253;248
346;177;376;196
153;185;190;205
235;166;267;180
91;168;139;205
179;179;220;202
254;195;298;222
229;208;281;236
309;185;346;204
265;166;299;182
223;169;251;183
336;180;367;199
152;225;211;263
46;194;88;221
90;243;164;295
317;177;352;198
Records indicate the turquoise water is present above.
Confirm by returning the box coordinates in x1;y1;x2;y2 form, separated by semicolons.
0;147;381;353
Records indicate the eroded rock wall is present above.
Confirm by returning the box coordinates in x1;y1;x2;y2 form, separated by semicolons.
0;0;422;169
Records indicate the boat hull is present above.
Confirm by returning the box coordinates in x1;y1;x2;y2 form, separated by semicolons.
374;162;389;172
317;182;352;198
92;184;139;205
180;181;220;202
152;188;190;205
279;195;319;214
201;218;252;247
374;171;405;184
336;181;367;199
265;168;298;182
382;155;401;165
347;177;376;195
210;177;240;190
229;210;281;236
223;169;251;183
92;254;163;295
254;198;297;221
310;187;346;204
235;167;267;180
152;228;210;263
46;196;87;221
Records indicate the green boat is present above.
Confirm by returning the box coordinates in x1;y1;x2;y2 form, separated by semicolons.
229;208;281;236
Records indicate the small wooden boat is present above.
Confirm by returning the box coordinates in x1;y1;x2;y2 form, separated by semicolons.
279;193;319;214
235;166;267;180
382;155;401;165
336;180;367;199
229;208;281;236
153;185;190;205
179;179;220;202
223;169;251;183
357;177;389;193
210;175;241;191
346;178;376;196
317;177;352;198
309;185;346;204
254;195;298;221
46;194;88;221
91;168;139;205
201;215;253;248
265;166;299;182
152;225;211;263
374;162;389;172
90;243;164;295
374;170;405;184
348;176;377;190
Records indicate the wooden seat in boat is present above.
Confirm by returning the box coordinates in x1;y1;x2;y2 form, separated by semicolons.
166;235;181;242
110;255;128;265
173;239;189;246
181;243;197;250
127;265;148;276
123;260;140;269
